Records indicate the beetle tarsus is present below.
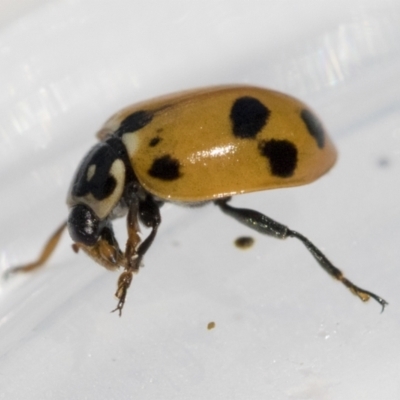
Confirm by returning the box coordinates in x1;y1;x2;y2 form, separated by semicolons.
341;278;388;312
111;299;125;317
112;271;133;316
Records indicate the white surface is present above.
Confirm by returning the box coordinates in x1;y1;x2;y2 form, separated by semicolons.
0;1;400;399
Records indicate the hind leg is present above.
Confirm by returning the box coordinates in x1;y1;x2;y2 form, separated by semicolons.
215;198;387;312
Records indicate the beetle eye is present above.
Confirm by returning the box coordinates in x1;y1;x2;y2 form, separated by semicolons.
68;204;101;246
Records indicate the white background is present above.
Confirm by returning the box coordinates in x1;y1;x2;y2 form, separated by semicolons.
0;1;400;399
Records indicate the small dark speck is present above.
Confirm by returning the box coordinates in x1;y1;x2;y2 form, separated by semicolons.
149;137;162;147
377;157;390;168
234;236;255;249
207;322;216;330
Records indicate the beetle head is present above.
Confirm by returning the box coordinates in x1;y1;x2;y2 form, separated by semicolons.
67;140;128;268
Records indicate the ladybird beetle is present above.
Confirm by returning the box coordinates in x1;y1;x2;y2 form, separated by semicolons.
8;85;387;315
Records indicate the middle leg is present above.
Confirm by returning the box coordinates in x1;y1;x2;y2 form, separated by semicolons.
113;194;161;315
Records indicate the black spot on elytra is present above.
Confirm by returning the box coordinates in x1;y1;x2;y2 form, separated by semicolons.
148;155;181;180
300;109;325;148
230;96;270;139
149;137;162;147
259;139;298;178
116;110;154;137
72;143;118;200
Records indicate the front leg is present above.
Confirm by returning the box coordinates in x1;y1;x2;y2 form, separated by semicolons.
113;195;161;316
215;198;388;312
75;224;124;271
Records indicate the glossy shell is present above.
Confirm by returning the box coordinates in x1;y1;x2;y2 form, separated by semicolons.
100;86;337;202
